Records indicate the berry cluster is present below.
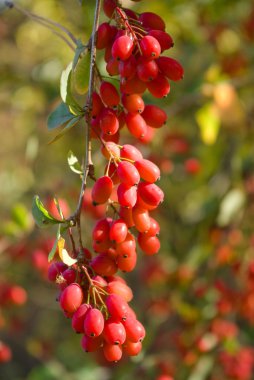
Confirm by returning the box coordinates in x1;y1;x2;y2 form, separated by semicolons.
47;0;183;363
48;261;145;361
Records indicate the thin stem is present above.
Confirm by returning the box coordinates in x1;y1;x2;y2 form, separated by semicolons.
68;0;102;250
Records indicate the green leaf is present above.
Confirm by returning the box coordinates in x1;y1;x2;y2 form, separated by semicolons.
67;150;83;174
72;40;87;70
48;116;81;144
48;224;61;262
47;102;74;130
11;203;30;229
73;50;90;95
32;195;61;228
196;102;220;145
53;197;64;220
60;63;83;113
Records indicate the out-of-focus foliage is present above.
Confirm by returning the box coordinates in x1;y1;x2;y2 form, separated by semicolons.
1;0;254;379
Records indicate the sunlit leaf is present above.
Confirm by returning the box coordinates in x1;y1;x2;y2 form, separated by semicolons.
67;150;83;174
32;195;61;228
60;63;83;113
48;116;81;144
196;102;220;145
48;224;61;262
73;50;90;95
58;237;77;266
47;102;74;130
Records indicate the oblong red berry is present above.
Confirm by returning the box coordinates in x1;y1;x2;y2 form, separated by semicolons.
97;22;113;50
139;12;166;31
135;159;160;183
109;219;128;243
123;340;142;356
103;0;117;18
84;308;105;338
125;113;147;139
120;74;147;95
99;109;119;135
120;144;143;161
107;280;133;302
92;176;113;205
103;318;126;345
137;59;159;82
112;35;134;61
106;294;129;321
157;56;184;81
90;253;118;276
132;206;151;233
117;250;137;272
122;94;145;114
138;182;164;207
123;317;146;342
117;183;137;208
141;104;167;128
140;35;161;59
100;81;120;107
117;161;140;186
103;342;123;362
138;233;161;255
92;217;112;243
60;283;83;313
147;73;170;98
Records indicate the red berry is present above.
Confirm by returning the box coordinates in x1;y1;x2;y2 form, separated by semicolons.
137;58;159;82
122;93;145;114
90;253;118;276
135;158;160;183
117;183;137;208
112;35;134;61
84;308;105;337
141;104;167;128
103;318;126;345
103;342;123;362
117;250;137;272
100;81;120;107
138;182;164;207
120;74;147;95
140;36;161;59
132;206;151;233
92;176;113;205
123;340;142;356
47;261;67;282
139;12;166;31
138;233;161;255
103;0;117;18
147;73;170;98
106;294;129;321
99;109;119;135
123;317;146;342
125;113;147;139
107;281;133;302
120;144;143;161
97;22;113;50
157;56;184;81
60;283;83;313
72;303;91;333
117;161;140;186
109;219;128;243
92;218;111;243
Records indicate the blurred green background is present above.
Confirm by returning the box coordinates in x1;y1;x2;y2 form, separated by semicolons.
1;0;254;379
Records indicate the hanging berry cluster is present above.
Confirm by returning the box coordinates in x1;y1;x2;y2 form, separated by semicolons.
37;0;183;363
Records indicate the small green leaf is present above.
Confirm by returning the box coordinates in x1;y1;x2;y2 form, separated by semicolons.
47;102;74;130
73;40;87;70
32;195;61;228
74;50;90;95
60;63;83;113
67;150;83;174
11;203;30;229
48;116;81;144
48;224;61;262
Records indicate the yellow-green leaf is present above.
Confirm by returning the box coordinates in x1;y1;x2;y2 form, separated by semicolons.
196;102;220;145
74;51;90;95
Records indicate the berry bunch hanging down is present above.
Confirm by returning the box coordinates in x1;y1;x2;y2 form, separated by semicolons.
32;0;184;364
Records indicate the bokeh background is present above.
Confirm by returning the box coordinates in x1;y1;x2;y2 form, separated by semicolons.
1;0;254;379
